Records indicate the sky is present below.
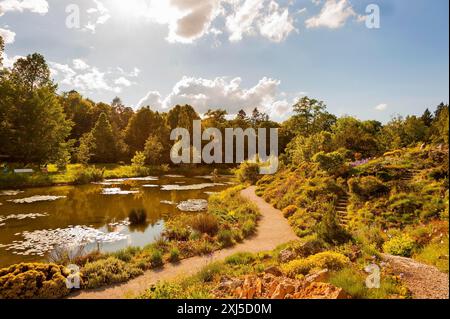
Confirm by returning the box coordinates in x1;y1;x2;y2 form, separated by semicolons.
0;0;448;122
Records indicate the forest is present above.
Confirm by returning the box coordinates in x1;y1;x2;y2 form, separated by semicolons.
1;37;448;172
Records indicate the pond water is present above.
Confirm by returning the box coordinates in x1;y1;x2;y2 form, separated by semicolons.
0;174;233;268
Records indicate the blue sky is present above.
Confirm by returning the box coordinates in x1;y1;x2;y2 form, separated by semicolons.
0;0;448;122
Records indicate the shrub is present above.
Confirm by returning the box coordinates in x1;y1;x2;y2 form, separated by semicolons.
149;250;164;268
312;151;345;175
282;205;298;218
415;239;449;273
383;235;416;257
128;209;148;225
73;167;103;185
348;176;389;200
168;247;180;263
189;213;219;236
234;161;260;184
225;252;256;265
316;207;351;245
0;263;70;299
217;229;234;248
281;251;350;277
114;246;141;262
81;257;143;289
242;220;256;237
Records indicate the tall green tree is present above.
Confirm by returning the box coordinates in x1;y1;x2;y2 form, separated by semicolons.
89;113;117;163
10;53;55;94
0;36;4;67
0;55;72;164
124;106;169;156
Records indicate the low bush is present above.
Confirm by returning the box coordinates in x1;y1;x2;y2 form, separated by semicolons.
81;257;143;289
282;205;298;218
242;220;256;237
225;252;256;265
0;263;70;299
189;213;219;236
168;247;180;263
73;167;103;185
234;161;260;184
348;176;389;200
383;234;416;257
281;251;350;277
218;229;234;247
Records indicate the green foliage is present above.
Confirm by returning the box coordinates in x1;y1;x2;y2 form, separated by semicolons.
88;113;117;163
144;134;165;165
316;207;351;245
149;250;163;268
225;252;256;265
348;176;388;200
0;263;70;299
81;257;143;289
234;161;261;184
383;234;416;257
72;166;103;185
168;247;180;263
312;151;345;175
218;229;234;247
415;238;449;273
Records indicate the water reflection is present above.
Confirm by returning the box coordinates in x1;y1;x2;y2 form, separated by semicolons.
0;174;231;267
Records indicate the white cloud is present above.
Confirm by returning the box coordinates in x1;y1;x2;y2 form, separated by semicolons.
258;1;296;43
226;0;296;43
84;0;111;33
375;103;388;111
114;76;133;87
72;59;90;70
0;0;48;16
226;0;265;42
0;51;22;68
50;60;138;94
0;27;15;43
138;75;296;119
138;91;163;109
305;0;360;29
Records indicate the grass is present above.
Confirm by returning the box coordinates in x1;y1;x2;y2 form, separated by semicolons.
414;238;449;273
0;163;234;189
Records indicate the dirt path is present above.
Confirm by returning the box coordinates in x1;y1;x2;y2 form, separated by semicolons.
382;254;449;299
70;186;298;299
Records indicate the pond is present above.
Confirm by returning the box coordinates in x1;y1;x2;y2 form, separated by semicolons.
0;174;233;268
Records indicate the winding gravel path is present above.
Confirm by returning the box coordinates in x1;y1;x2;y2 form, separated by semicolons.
382;254;449;299
70;186;298;299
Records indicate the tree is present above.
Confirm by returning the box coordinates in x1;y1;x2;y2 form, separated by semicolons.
89;113;117;163
144;135;164;165
166;104;200;131
288;97;336;137
421;108;434;127
125;106;169;156
0;86;73;164
0;36;4;67
431;104;449;145
60;91;95;141
10;53;55;94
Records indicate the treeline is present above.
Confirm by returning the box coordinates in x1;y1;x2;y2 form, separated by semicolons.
1;39;449;168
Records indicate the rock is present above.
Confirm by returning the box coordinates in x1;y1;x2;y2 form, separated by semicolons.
271;284;287;299
264;265;283;277
305;269;329;283
295;282;349;299
296;240;323;257
278;249;297;263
